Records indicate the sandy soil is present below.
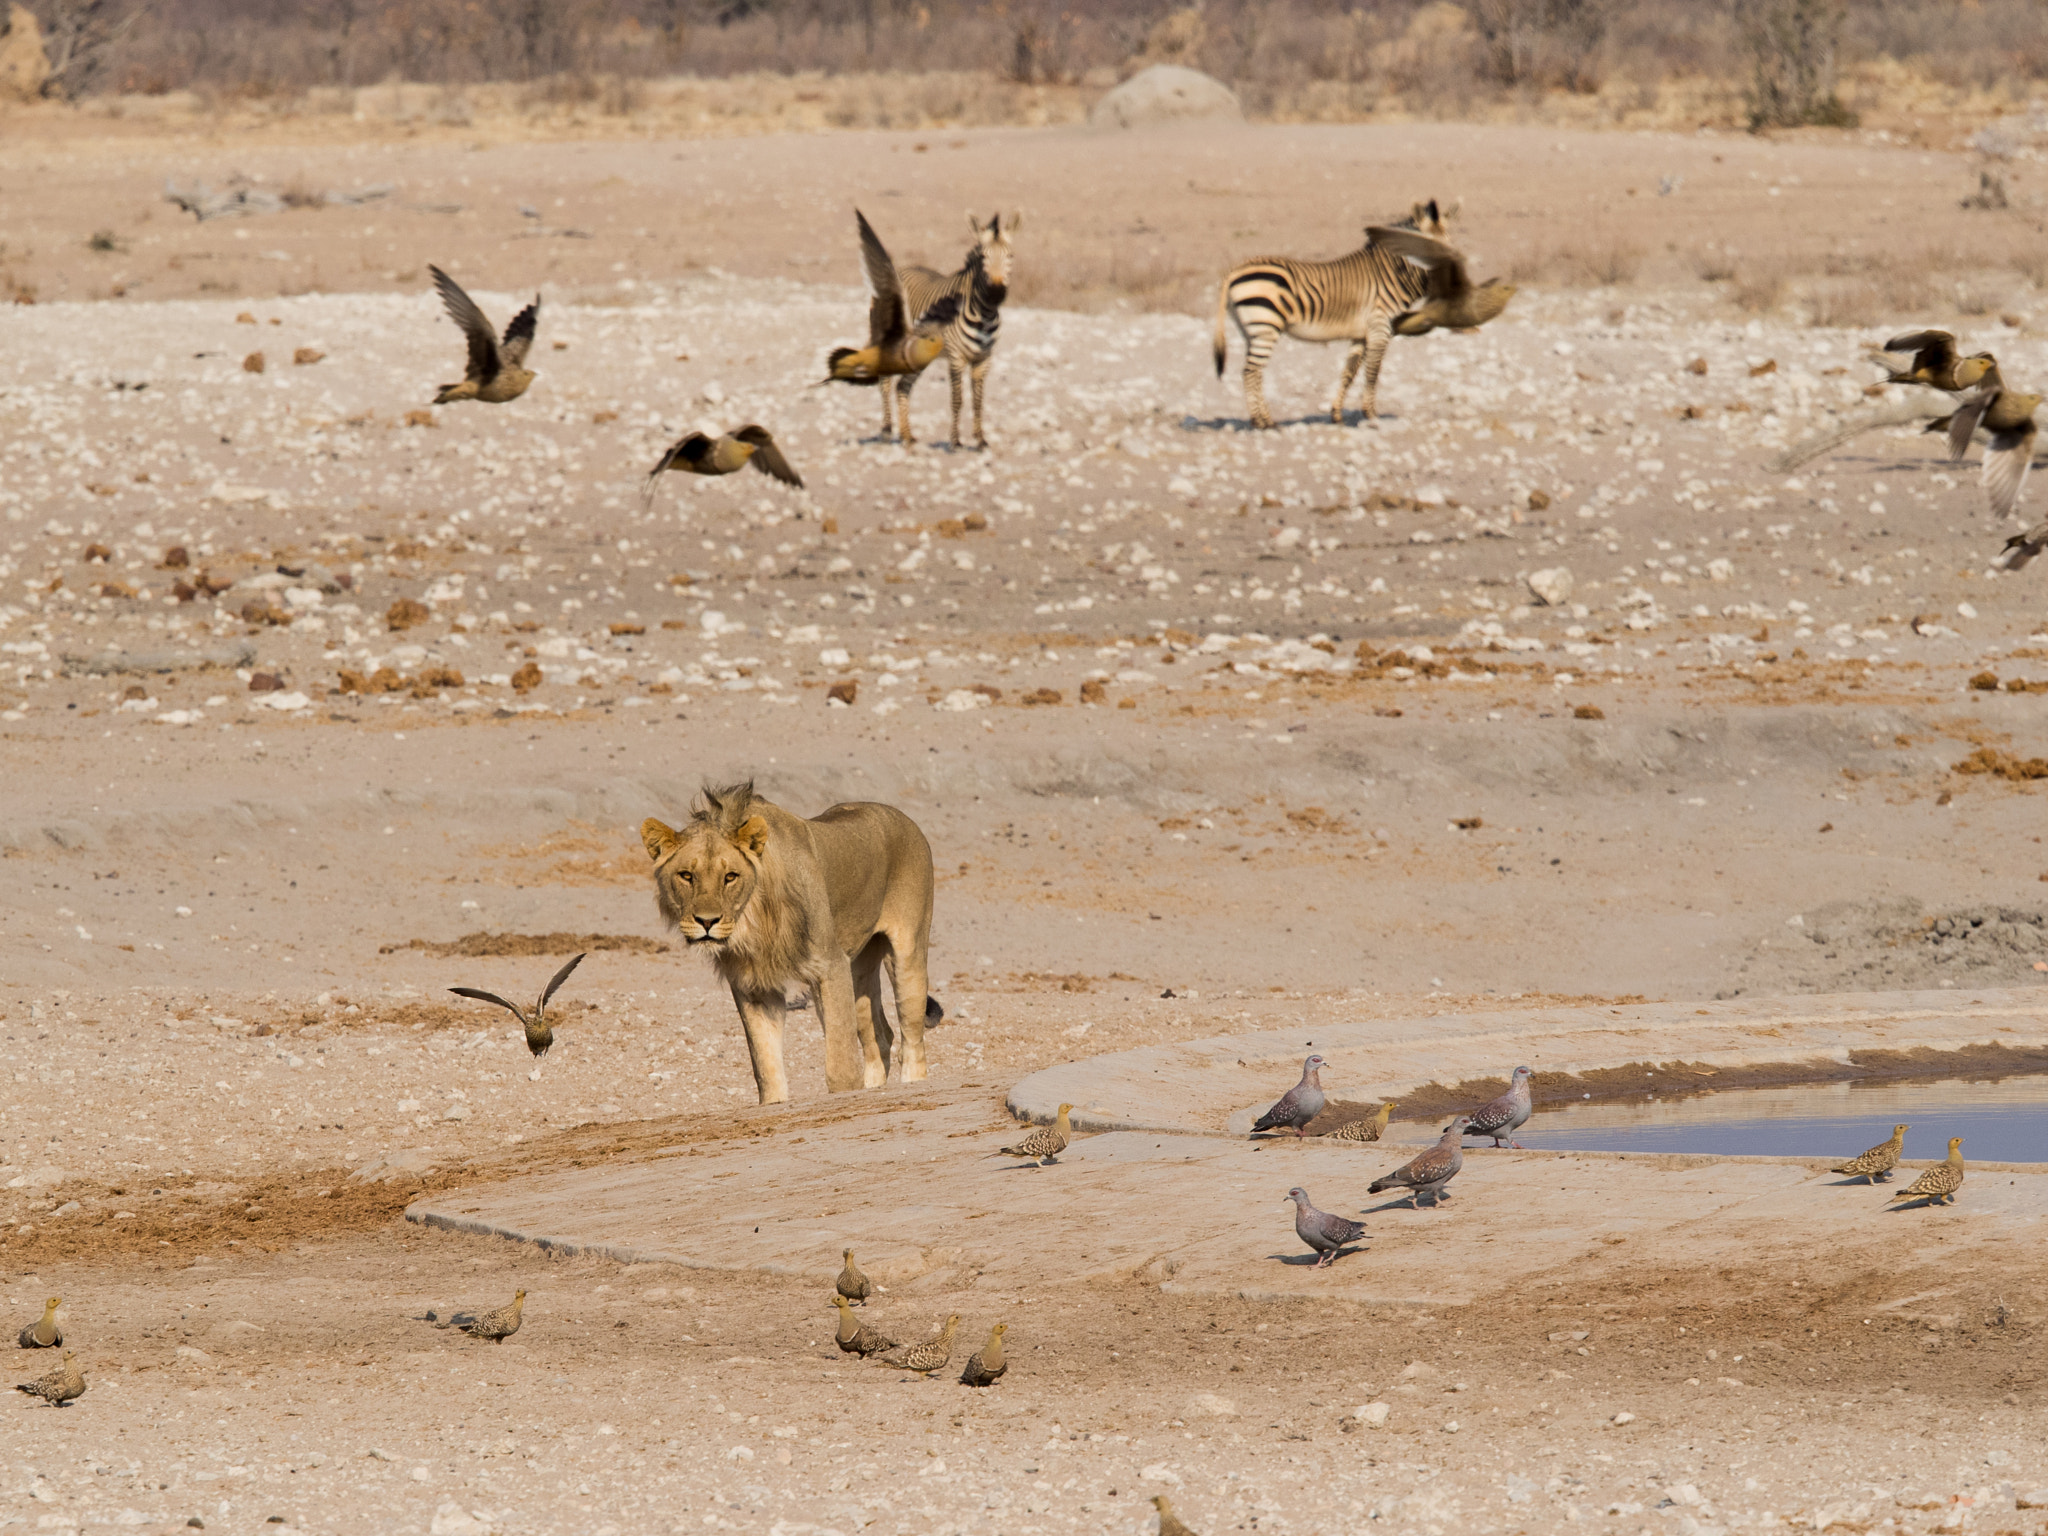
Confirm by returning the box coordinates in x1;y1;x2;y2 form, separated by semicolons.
2;117;2047;1535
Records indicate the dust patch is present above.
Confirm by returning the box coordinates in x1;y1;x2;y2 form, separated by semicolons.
379;931;670;958
1730;898;2048;994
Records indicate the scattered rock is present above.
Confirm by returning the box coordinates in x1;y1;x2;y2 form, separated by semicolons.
1526;566;1574;606
826;679;858;706
293;347;324;366
387;597;432;631
510;661;544;693
0;3;52;101
243;351;266;374
1189;1391;1237;1417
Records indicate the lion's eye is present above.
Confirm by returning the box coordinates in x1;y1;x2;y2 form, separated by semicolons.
723;871;739;885
677;872;692;885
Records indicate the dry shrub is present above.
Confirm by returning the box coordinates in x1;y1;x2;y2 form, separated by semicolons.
1731;259;1792;313
1803;277;1882;329
1562;236;1644;287
1689;246;1739;283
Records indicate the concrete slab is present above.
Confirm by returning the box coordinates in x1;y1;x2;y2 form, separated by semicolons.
1000;987;2048;1135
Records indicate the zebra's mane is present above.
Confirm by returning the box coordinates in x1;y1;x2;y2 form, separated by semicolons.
958;241;1006;305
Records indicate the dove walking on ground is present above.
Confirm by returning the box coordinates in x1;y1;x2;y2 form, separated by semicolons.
1832;1124;1909;1184
831;1295;895;1357
1153;1494;1201;1536
1251;1054;1328;1138
14;1350;84;1406
1285;1186;1368;1268
428;265;540;404
1888;1138;1965;1207
960;1322;1008;1386
449;952;585;1061
1324;1102;1394;1143
994;1103;1071;1165
450;1290;526;1343
882;1312;960;1374
1369;1119;1470;1208
16;1296;61;1349
836;1248;873;1305
1463;1065;1534;1148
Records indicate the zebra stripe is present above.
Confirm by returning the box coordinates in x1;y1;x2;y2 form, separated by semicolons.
882;211;1019;449
1213;200;1445;429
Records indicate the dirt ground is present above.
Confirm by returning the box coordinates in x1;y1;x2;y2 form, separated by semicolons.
2;111;2048;1534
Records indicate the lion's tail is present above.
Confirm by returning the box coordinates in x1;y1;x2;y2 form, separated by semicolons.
924;996;945;1026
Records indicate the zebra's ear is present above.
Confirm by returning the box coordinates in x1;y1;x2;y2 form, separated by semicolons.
1445;197;1463;220
1006;209;1023;235
969;210;986;237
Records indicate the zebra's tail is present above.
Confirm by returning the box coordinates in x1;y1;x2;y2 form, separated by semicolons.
1213;278;1232;378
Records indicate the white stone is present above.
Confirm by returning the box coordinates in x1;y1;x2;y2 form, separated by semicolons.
1189;1391;1237;1417
1612;1410;1636;1424
1527;567;1575;606
1358;1401;1391;1425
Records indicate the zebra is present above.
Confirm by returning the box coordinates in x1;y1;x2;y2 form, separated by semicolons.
881;211;1021;449
1213;199;1452;430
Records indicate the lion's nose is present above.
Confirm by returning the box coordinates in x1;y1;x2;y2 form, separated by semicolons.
692;915;719;935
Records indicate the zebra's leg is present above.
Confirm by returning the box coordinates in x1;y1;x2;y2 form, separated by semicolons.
897;369;919;447
878;378;896;442
1332;341;1367;425
1358;316;1393;422
948;357;966;449
1241;324;1279;430
969;357;993;449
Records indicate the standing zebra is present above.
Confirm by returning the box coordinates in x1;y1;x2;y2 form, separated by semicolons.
882;211;1021;449
1213;199;1450;430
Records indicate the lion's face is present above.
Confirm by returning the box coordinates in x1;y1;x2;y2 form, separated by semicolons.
642;814;768;948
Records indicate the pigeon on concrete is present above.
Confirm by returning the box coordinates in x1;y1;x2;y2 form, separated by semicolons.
1888;1137;1965;1207
1369;1119;1470;1208
960;1322;1008;1386
836;1247;874;1305
1325;1102;1394;1143
449;951;585;1060
14;1350;84;1406
831;1295;895;1357
17;1296;61;1349
1251;1054;1328;1138
1285;1186;1367;1268
1153;1494;1200;1536
1832;1124;1909;1184
1463;1065;1534;1148
994;1103;1072;1165
882;1312;960;1374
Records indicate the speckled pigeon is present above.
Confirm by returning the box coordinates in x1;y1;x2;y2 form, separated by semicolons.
1284;1186;1367;1267
1464;1065;1534;1148
1368;1119;1469;1208
1252;1054;1328;1138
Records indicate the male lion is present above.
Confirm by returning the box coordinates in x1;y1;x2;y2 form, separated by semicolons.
641;782;941;1104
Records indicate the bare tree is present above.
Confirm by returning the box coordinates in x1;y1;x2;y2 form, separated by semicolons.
1736;0;1857;129
34;0;148;98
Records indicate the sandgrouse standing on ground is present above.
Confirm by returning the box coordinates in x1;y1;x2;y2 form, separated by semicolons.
15;1350;84;1406
1832;1124;1909;1184
882;1313;960;1374
16;1296;61;1349
1888;1138;1965;1207
960;1322;1008;1386
836;1248;874;1305
1324;1102;1395;1143
831;1295;895;1358
994;1103;1072;1165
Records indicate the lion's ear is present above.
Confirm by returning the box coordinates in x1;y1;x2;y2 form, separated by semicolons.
733;815;769;858
641;818;679;862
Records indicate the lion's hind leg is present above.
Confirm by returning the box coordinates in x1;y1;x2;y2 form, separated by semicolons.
884;944;933;1084
850;935;893;1089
